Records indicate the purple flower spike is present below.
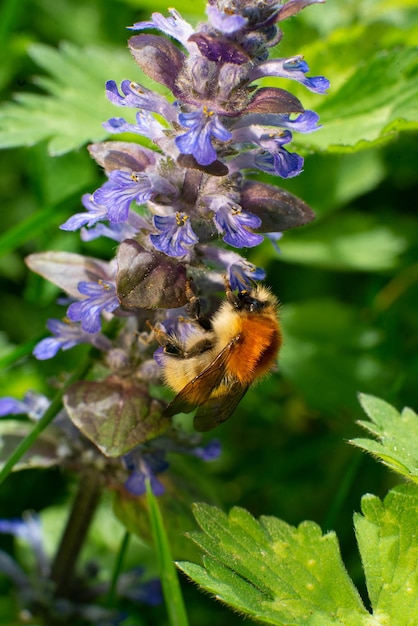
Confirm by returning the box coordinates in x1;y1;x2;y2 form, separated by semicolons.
150;212;199;257
213;201;264;248
60;194;108;231
175;107;232;166
67;281;119;333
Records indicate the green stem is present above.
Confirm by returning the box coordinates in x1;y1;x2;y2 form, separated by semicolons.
107;530;131;607
50;469;102;598
0;356;91;486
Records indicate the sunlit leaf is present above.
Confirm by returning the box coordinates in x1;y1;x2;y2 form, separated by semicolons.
178;503;369;625
351;394;418;482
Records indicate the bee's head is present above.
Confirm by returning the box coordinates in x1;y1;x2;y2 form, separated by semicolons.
236;285;273;312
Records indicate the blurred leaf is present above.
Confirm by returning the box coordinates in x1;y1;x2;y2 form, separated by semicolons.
300;47;418;152
354;484;418;622
0;420;60;471
351;394;418;482
0;42;140;155
178;503;368;625
279;211;408;271
279;299;385;413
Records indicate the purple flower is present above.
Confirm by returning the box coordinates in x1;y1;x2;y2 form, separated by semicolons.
0;391;50;420
67;281;119;333
206;6;247;34
93;170;153;223
129;8;195;48
255;148;304;178
60;194;108;232
191;439;221;461
0;513;48;576
212;199;264;248
249;56;330;94
80;220;138;243
175;107;232;165
124;449;169;496
105;79;177;122
150;213;198;257
103;110;165;142
228;260;266;291
33;318;111;359
93;170;178;223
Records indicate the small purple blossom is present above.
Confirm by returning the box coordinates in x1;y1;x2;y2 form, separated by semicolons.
80;220;138;243
67;281;119;333
129;8;195;48
93;170;153;223
60;194;108;231
94;170;178;223
150;212;198;257
175;107;232;166
105;80;177;122
0;391;50;419
103;110;165;142
124;450;169;496
206;6;248;34
254;148;304;178
212;199;264;248
191;439;221;461
229;260;266;291
33;318;112;359
249;56;330;94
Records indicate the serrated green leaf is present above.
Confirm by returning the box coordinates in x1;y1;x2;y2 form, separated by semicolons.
0;42;141;155
351;394;418;481
354;484;418;622
298;47;418;153
178;503;368;625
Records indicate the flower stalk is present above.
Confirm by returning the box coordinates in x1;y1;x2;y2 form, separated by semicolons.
49;469;103;599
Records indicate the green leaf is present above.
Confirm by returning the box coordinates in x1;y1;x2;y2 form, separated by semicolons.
146;479;189;626
351;394;418;482
0;42;140;155
354;484;418;622
178;503;369;625
279;211;408;272
300;47;418;153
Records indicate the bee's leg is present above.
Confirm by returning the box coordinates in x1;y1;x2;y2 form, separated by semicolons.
223;276;240;308
184;278;211;330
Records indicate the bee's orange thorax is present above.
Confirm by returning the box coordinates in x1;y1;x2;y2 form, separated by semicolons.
227;314;282;385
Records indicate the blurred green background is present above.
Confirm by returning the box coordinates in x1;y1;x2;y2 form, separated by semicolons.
0;0;417;623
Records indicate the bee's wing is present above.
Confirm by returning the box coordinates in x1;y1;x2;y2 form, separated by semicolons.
163;336;240;419
193;381;249;432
